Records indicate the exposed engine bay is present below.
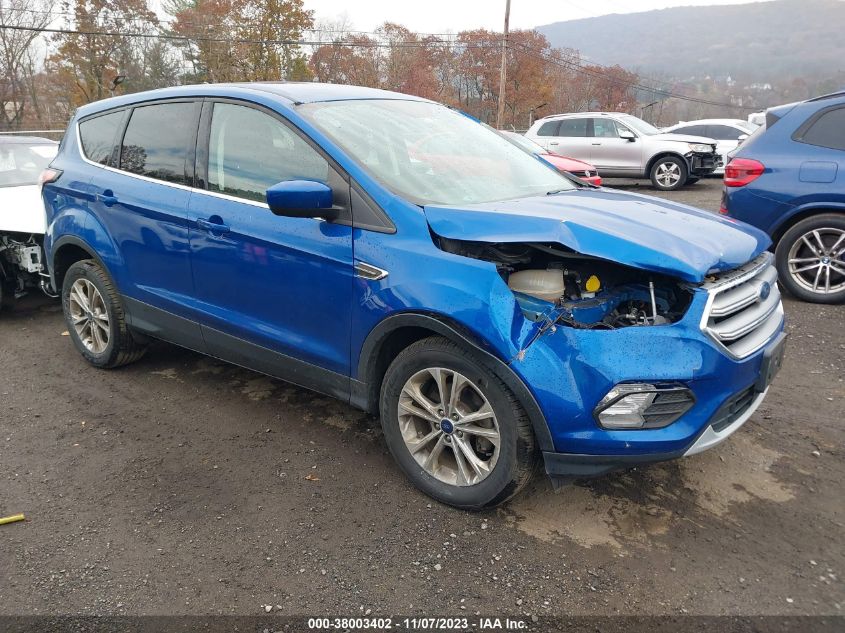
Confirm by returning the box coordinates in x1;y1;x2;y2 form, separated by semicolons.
0;234;52;308
436;237;693;329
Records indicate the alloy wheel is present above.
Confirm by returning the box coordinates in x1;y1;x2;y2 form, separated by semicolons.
655;161;682;188
787;228;845;295
397;367;500;487
68;278;111;354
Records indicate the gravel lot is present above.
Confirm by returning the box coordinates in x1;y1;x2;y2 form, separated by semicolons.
1;179;843;623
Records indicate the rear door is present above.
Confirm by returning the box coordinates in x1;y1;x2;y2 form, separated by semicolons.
588;117;642;173
87;99;204;348
187;100;354;392
546;117;593;161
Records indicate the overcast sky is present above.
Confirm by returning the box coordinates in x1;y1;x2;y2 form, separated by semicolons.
305;0;774;33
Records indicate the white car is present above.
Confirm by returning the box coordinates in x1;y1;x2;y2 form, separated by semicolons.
663;119;758;175
525;112;721;191
0;135;58;309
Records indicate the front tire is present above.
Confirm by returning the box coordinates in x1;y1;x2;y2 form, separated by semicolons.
379;336;536;509
62;260;147;368
649;156;688;191
775;214;845;304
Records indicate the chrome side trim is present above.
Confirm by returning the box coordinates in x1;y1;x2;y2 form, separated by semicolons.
684;388;768;456
354;261;388;281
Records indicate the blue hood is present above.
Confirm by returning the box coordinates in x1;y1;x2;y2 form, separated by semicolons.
424;188;770;283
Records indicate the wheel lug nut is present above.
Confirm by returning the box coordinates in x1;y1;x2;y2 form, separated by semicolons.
451;413;458;421
457;431;463;438
434;422;440;429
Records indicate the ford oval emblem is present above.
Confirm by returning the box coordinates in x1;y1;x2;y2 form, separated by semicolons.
758;281;771;302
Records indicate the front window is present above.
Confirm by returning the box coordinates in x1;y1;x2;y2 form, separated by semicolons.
299;100;573;205
617;114;661;136
0;141;57;187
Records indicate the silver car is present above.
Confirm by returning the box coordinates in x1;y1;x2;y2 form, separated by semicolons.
525;112;721;191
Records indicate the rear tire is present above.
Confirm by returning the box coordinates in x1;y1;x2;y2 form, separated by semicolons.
379;336;536;509
62;260;147;368
775;214;845;304
649;156;688;191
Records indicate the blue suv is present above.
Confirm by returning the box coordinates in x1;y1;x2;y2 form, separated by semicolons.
42;83;786;509
722;91;845;304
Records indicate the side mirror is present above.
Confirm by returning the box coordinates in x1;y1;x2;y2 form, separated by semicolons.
618;129;636;142
266;180;335;220
737;134;749;142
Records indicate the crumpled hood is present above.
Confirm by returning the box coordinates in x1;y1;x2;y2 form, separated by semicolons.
424;188;770;283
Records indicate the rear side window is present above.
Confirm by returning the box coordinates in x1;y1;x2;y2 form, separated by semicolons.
120;102;197;184
707;125;744;141
536;120;560;136
79;111;123;165
675;125;706;137
207;102;329;203
797;107;845;151
558;118;589;137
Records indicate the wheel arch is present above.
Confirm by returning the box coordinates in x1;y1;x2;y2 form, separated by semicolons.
646;151;689;177
770;205;845;247
353;312;555;453
50;235;110;293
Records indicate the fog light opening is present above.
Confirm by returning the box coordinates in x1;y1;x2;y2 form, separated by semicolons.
595;383;695;429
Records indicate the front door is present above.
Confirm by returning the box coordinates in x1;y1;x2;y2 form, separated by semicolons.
187;101;354;395
588;118;642;173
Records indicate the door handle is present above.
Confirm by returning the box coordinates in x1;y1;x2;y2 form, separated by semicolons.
197;217;230;234
97;190;118;207
549;141;559;145
591;143;602;146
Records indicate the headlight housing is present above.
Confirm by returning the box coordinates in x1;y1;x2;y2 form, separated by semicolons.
594;383;695;429
688;143;713;153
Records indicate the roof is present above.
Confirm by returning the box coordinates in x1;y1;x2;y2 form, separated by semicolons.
665;119;752;127
0;135;57;145
75;82;431;118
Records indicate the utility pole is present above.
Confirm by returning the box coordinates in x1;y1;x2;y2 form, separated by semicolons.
496;0;511;129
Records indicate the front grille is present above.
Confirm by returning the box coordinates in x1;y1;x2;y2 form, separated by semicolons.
710;385;756;433
701;252;784;358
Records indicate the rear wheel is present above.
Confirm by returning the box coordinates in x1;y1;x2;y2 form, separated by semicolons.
379;336;536;509
62;260;147;367
775;214;845;304
649;156;688;191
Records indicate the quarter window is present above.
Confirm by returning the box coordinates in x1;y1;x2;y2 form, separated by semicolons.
798;107;845;151
120;102;197;184
79;111;123;165
207;103;329;203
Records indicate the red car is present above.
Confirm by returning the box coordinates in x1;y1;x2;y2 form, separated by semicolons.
500;130;602;186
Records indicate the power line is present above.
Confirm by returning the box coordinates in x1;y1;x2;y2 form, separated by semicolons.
0;22;749;110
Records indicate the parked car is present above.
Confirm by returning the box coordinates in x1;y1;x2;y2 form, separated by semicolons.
0;135;59;309
663;119;758;175
721;92;845;304
499;130;602;186
525;112;720;191
43;84;785;509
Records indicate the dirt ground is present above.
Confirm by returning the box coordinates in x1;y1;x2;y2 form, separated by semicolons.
1;179;843;623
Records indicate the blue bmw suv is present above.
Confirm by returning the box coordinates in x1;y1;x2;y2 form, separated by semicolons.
42;83;786;508
722;91;845;304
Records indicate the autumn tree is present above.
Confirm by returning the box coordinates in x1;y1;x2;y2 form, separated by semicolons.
0;0;55;128
166;0;313;82
48;0;164;106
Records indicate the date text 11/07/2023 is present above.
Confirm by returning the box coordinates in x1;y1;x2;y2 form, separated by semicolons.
307;617;530;630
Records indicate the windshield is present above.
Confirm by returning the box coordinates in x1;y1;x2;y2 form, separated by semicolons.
0;142;57;187
499;131;544;155
617;114;661;136
299;100;573;205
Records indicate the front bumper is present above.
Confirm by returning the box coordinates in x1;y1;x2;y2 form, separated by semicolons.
687;150;721;176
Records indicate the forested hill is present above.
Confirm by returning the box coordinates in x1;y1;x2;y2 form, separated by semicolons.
536;0;845;81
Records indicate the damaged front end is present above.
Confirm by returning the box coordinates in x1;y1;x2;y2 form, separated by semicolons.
436;236;694;341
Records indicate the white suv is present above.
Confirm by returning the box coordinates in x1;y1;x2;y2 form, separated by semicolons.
525;112;721;191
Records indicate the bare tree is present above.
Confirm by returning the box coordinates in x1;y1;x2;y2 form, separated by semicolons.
0;0;55;128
